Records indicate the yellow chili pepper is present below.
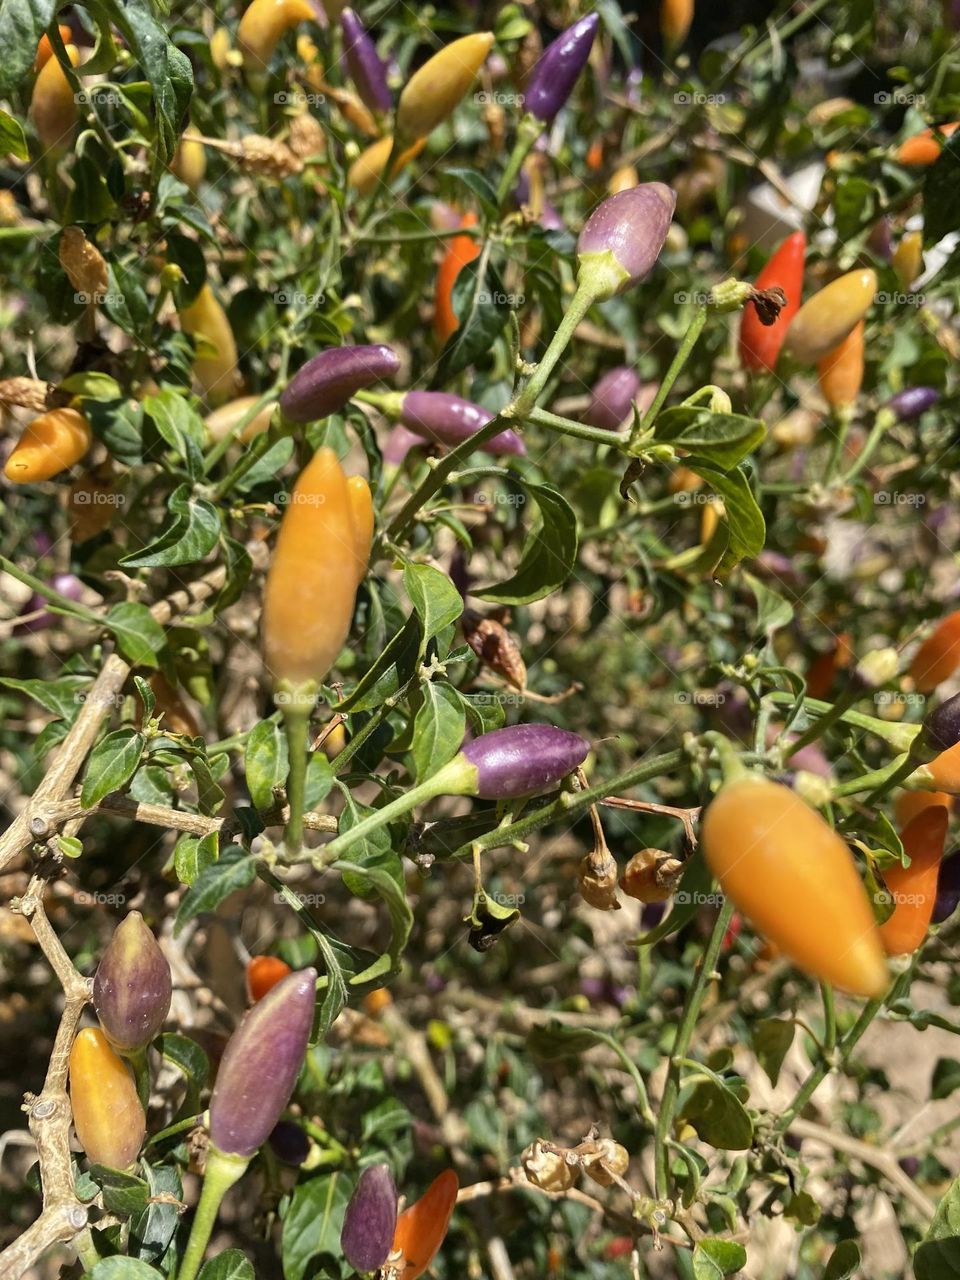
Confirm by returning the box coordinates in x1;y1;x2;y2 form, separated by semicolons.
660;0;694;47
348;134;426;195
69;1027;147;1170
396;32;494;142
892;230;923;290
204;395;275;444
171;136;207;191
782;268;877;365
4;407;92;483
817;318;865;409
31;44;81;154
179;283;240;405
607;164;639;194
237;0;316;74
346;474;374;583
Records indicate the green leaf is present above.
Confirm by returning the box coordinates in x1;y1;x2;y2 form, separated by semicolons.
174;846;257;936
198;1251;254;1280
681;1077;754;1151
281;1173;351;1280
173;831;219;886
924;131;960;246
933;1058;960;1100
435;254;511;381
403;563;464;641
121;484;221;569
823;1240;861;1280
0;0;57;95
87;0;193;164
143;389;206;478
105;602;167;669
0;676;91;720
743;571;793;637
156;1032;209;1114
440;168;498;221
412;681;466;782
88;1259;163;1280
470;475;579;606
245;717;287;812
915;1177;960;1279
753;1019;795;1088
333;859;413;979
129;1163;183;1265
655;407;766;471
0;107;28;159
338;614;422;713
87;1166;150;1217
80;730;146;808
693;1238;747;1278
685;461;765;571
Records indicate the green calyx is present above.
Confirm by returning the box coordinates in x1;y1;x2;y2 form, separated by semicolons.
177;1145;250;1280
575;250;632;304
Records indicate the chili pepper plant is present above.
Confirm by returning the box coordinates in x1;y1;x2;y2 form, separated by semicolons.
2;1;960;1277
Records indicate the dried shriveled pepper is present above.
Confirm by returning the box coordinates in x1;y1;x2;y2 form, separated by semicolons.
879;807;949;955
782;269;877;365
4;407;92;483
396;33;494;141
702;773;888;996
179;284;240;405
817;319;865;409
390;1169;459;1280
434;212;481;344
31;43;80;153
910;612;960;693
93;912;172;1054
247;955;292;1002
69;1027;147;1170
738;231;806;372
462;608;527;689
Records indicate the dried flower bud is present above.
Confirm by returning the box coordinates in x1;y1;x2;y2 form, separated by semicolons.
462;609;527;689
59;227;109;301
0;377;55;413
341;1163;399;1272
93;911;172;1053
619;848;684;904
521;1141;576;1192
747;286;787;327
579;846;621;911
287;111;326;160
239;134;304;178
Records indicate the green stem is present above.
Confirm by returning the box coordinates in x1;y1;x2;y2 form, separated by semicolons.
654;897;735;1198
281;697;314;856
824;404;855;481
821;983;837;1053
205;731;250;755
329;693;408;775
628;306;708;452
511;283;599;417
495;113;542;205
764;690;919;754
596;1032;656;1127
702;731;748;784
203;390;280;473
842;408;896;483
128;1046;150;1109
177;1146;249;1280
526;405;631;446
352;223;483;245
0;555;102;626
308;755;476;866
781;684;864;762
146;1112;206;1148
831;755;912;799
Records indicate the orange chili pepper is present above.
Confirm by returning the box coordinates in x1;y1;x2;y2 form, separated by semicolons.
247;955;292;1002
392;1169;459;1280
434;212;480;344
817;319;865;409
31;43;81;153
34;25;74;71
879;807;949;955
910;611;960;693
805;632;854;700
894;790;952;828
69;1027;146;1170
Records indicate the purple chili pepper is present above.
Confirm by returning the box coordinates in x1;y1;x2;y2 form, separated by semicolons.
400;390;526;457
280;346;399;424
577;184;677;299
584;366;643;430
787;740;832;778
14;572;84;634
461;723;589;798
268;1119;311;1165
523;13;599;124
340;9;392;114
340;1163;398;1272
923;691;960;754
885;387;940;421
933;851;960;923
382;423;424;466
93;911;173;1054
209;968;316;1158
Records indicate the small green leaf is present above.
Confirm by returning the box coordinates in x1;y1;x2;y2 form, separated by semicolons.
527;1024;609;1060
753;1019;795;1088
412;681;466;782
681;1076;754;1151
685;461;765;571
198;1251;255;1280
470;474;579;606
80;730;146;808
174;831;219;885
0;107;28;159
693;1238;747;1278
88;1259;163;1280
823;1240;861;1280
174;846;256;936
915;1175;960;1279
245;717;287;812
87;1165;150;1217
106;603;167;669
281;1173;350;1280
121;484;221;569
403;563;464;641
655;407;766;471
933;1058;960;1101
434;254;511;382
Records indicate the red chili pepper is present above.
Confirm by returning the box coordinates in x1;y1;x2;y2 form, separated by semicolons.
434;213;480;344
738;230;806;372
879;807;948;955
246;955;292;1002
391;1169;459;1280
